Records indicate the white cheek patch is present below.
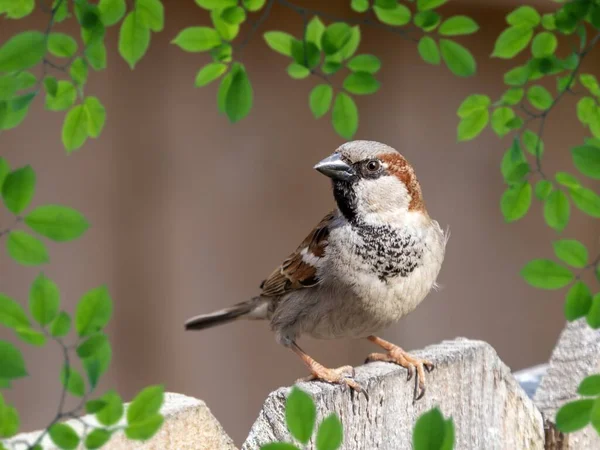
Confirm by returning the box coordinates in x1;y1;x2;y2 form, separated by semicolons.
354;176;411;218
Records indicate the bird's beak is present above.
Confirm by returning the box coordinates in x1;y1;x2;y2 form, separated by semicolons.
314;153;357;181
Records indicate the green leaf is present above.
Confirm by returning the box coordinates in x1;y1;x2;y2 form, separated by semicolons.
491;107;515;137
85;399;107;414
501;182;531;222
553;239;588;268
0;158;9;191
83;96;106;139
309;84;333;119
127;385;165;424
556;399;594;433
373;4;411;26
217;70;234;113
60;365;86;397
522;130;544;156
306;17;325;49
592;398;600;435
544;190;570;232
45;81;76;111
285;387;316;444
1;0;35;19
10;92;36;112
119;11;151;69
98;0;126;26
0;341;27;380
580;74;600;96
43;76;58;98
322;60;341;75
322;23;352;55
418;37;440;65
347;54;381;74
29;273;60;326
555;172;580;190
25;205;89;242
571;145;600;180
6;231;49;266
221;6;246;26
0;31;45;72
62;105;89;153
0;294;30;329
414;11;441;31
527;85;553;110
564;281;592;321
243;0;266;12
332;93;358;139
70;58;88;86
316;414;343;450
417;0;447;11
578;375;600;396
521;259;573;289
2;165;35;214
457;109;488;141
195;0;236;9
138;0;164;32
96;390;124;426
504;65;530;86
77;333;108;359
351;0;369;13
0;401;19;438
210;8;240;41
75;286;113;337
501;88;524;106
15;327;46;346
224;64;252;123
336;26;360;60
48;33;78;58
50;311;71;337
287;63;310;79
343;72;380;95
438;16;479;36
507;6;540;28
49;423;80;450
195;62;228;87
577;97;595;125
263;31;294;56
85;42;107;71
439;39;476;77
457;94;490;118
413;407;446;450
570;186;600;218
492;26;533;59
0;75;18;101
587;294;600;329
75;2;101;29
125;414;164;441
531;32;557;58
85;429;112;449
83;337;111;387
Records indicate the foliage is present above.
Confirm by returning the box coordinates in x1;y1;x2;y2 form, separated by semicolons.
456;0;600;438
0;156;165;449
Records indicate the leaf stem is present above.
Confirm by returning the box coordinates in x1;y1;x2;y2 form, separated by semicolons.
0;217;23;239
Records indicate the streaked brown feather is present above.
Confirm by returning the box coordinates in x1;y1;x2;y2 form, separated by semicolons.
260;211;335;297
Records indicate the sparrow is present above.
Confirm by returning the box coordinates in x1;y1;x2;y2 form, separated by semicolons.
185;140;447;400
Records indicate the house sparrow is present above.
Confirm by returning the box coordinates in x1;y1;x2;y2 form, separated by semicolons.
185;140;447;400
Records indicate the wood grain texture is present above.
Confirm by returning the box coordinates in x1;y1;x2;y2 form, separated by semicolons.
534;319;600;449
243;338;543;450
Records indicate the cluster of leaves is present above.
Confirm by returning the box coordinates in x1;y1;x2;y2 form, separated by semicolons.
0;274;165;449
0;157;89;266
260;386;455;450
457;0;600;438
0;155;165;449
556;374;600;434
0;0;165;153
172;0;479;138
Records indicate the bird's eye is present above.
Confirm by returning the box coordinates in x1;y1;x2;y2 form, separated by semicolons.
366;160;380;172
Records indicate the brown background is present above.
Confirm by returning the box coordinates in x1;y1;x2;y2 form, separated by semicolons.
1;0;599;445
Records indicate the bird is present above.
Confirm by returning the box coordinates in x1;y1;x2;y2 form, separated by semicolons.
185;140;447;400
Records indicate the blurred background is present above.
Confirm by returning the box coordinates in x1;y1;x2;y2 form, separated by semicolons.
1;0;600;445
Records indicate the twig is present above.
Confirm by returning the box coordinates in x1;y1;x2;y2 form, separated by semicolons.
237;0;276;56
0;217;23;238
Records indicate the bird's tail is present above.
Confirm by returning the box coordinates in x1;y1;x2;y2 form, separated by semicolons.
184;297;268;331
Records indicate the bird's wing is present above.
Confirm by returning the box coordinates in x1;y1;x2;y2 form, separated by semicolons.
260;211;335;297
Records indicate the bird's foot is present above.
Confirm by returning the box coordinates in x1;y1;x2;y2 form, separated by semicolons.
365;347;434;402
298;364;361;392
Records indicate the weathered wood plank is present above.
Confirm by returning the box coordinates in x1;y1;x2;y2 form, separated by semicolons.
243;338;544;450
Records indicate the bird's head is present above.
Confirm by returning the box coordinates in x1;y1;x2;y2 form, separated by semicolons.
314;140;425;223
